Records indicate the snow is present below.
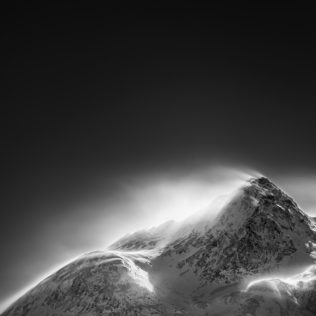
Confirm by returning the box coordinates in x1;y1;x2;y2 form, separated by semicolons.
3;176;316;316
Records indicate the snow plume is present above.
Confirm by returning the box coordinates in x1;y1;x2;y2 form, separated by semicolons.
122;166;261;224
245;264;316;294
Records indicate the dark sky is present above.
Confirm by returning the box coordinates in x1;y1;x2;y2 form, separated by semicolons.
1;3;316;311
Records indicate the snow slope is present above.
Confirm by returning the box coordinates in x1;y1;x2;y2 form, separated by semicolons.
2;177;316;315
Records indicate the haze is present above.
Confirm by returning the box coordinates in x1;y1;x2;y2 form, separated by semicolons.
1;166;316;313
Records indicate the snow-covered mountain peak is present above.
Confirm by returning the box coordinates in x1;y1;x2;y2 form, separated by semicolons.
3;176;316;316
149;176;316;304
213;176;313;233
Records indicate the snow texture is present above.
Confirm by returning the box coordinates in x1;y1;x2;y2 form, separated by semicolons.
3;177;316;315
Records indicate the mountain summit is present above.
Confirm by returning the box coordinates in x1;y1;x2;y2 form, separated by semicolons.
3;177;316;315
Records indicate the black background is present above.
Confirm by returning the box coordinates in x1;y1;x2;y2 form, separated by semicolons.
1;3;316;308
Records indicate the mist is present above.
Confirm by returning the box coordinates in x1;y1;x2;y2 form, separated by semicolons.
2;165;316;313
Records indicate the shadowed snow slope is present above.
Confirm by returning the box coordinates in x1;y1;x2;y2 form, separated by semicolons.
2;177;316;315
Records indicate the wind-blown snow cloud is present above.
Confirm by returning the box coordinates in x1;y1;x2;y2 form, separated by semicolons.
1;166;316;314
121;166;259;223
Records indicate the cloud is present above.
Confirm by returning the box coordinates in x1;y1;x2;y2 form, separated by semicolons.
2;165;316;313
120;166;258;223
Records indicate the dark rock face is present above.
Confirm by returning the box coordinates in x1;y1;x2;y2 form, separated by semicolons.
2;177;316;316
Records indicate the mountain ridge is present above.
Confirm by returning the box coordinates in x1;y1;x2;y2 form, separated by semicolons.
2;176;316;316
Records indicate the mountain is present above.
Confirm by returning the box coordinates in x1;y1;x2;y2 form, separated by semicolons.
2;177;316;315
109;220;177;251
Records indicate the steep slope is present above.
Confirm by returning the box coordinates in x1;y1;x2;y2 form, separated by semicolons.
2;176;316;316
149;177;316;309
2;251;179;316
110;220;177;251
